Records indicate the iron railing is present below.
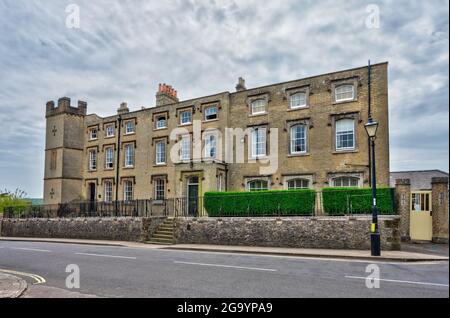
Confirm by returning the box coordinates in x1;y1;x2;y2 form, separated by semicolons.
3;199;173;219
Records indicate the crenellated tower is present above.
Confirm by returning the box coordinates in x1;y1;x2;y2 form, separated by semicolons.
43;97;86;204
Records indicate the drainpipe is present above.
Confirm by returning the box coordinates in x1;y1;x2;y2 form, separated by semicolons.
368;60;372;187
115;116;122;214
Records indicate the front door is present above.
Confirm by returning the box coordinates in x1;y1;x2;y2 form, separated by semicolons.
187;177;199;216
410;191;432;241
88;183;96;213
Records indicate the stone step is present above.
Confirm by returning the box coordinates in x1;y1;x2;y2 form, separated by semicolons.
156;229;173;235
146;240;174;245
147;237;174;243
152;232;173;239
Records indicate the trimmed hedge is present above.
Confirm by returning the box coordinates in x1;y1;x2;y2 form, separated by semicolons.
204;190;316;217
322;187;395;215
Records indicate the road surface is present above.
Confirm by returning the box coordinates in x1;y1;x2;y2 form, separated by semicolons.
0;240;448;298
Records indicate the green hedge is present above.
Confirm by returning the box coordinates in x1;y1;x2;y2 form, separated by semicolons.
204;190;316;217
322;187;395;215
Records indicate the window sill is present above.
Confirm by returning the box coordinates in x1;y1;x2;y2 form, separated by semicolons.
154;127;168;131
333;149;358;154
104;167;114;171
153;164;167;167
202;119;219;123
123;166;135;169
287;106;309;112
105;136;115;139
153;200;165;205
88;139;98;142
249;112;268;118
178;123;192;127
88;169;97;172
287;153;310;158
332;98;358;105
124;132;136;136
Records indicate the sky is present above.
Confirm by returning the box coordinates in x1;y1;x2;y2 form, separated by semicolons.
0;0;448;198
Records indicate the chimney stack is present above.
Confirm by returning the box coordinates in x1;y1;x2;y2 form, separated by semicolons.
117;102;129;115
156;83;179;107
236;77;246;91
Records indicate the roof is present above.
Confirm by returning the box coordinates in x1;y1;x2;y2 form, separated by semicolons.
390;170;449;190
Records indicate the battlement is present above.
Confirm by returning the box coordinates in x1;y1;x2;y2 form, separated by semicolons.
46;97;87;118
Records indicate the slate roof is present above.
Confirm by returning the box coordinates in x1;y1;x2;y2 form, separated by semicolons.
390;170;449;190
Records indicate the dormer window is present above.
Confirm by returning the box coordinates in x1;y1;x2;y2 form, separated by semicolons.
251;99;266;115
156;116;167;129
335;84;355;102
124;121;135;134
290;92;307;109
89;128;98;140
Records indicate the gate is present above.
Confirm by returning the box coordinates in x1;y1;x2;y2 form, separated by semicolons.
410;191;433;241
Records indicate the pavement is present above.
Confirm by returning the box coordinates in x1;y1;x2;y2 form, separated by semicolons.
0;239;448;298
0;237;448;262
0;272;27;298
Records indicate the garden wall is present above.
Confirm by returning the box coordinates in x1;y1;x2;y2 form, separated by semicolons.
174;216;401;250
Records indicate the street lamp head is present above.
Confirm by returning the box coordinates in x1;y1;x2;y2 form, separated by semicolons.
365;118;379;138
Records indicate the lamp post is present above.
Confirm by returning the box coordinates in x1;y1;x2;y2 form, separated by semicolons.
365;117;380;256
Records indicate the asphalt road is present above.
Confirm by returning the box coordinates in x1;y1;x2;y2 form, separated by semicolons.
0;240;448;298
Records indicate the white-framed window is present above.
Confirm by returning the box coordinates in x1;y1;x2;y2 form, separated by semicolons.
105;125;115;137
251;99;266;115
180;110;192;125
155;116;167;129
105;147;114;169
335;85;355;102
89;128;98;140
251;128;266;158
88;149;97;170
247;180;268;192
124;121;135;134
290;124;307;154
155;140;166;165
180;135;191;161
124;180;133;202
204;106;218;121
155;179;165;201
124;144;135;167
287;178;309;189
336;119;355;150
290;92;307;109
332;177;359;187
204;134;217;159
104;181;113;203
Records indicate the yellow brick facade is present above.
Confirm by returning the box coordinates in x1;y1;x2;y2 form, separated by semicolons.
43;63;390;205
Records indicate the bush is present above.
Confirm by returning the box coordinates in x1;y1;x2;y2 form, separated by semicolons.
0;188;31;215
204;189;316;217
322;187;395;215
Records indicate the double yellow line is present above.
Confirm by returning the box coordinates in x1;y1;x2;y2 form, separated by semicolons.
0;269;46;285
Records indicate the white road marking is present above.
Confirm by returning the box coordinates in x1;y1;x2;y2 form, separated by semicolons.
9;247;52;253
174;261;277;272
345;275;449;288
0;269;46;285
75;252;137;260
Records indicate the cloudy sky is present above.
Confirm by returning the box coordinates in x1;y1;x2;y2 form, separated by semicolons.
0;0;448;198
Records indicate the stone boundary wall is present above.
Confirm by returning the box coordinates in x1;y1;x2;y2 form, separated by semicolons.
174;216;401;250
1;217;166;242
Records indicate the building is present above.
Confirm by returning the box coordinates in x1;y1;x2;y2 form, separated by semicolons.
390;170;449;190
43;62;390;213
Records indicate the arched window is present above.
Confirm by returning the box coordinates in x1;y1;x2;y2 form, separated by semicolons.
335;84;355;102
251;99;266;115
335;118;355;150
332;177;359;187
290;124;307;154
287;178;309;189
247;180;268;192
290;92;307;108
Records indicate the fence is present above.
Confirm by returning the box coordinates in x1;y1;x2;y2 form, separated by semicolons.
3;199;173;219
3;188;397;219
